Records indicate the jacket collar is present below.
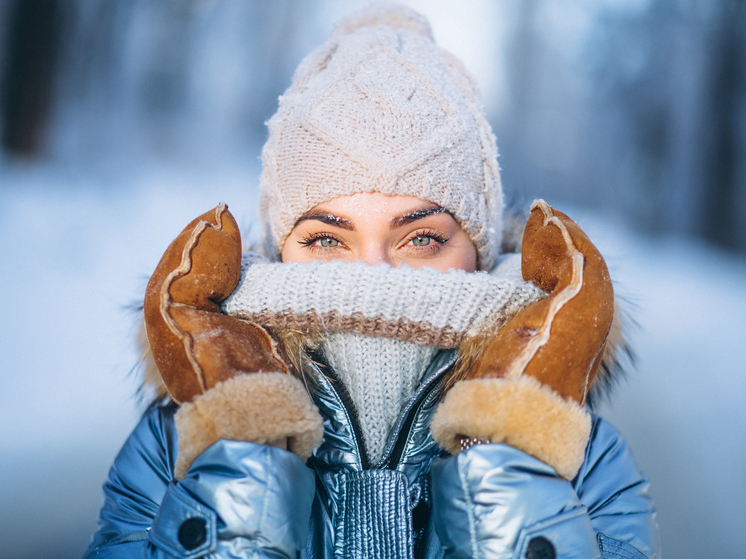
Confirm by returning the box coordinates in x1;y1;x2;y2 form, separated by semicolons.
308;349;457;472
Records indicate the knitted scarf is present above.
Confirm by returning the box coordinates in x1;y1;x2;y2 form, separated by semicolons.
221;252;546;462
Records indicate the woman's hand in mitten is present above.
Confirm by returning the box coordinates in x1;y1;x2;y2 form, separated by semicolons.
144;204;323;478
431;200;614;479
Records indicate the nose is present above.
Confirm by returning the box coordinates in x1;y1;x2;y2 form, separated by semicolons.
357;244;393;266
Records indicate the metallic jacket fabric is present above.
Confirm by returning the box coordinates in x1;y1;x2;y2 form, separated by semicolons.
85;350;659;558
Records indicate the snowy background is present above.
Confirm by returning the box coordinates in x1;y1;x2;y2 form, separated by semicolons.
1;1;745;558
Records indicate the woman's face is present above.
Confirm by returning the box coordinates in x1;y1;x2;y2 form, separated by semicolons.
281;192;477;272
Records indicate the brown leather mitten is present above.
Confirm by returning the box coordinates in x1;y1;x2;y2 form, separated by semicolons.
144;203;323;478
431;200;614;479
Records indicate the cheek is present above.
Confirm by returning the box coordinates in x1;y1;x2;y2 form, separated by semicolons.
448;246;478;272
457;247;478;272
444;233;478;272
280;235;305;263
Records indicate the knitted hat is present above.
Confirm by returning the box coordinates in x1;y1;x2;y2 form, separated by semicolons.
258;4;503;270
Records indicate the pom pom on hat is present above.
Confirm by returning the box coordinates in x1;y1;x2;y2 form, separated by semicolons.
331;4;434;40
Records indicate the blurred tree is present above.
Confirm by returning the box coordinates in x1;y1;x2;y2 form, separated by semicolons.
45;0;315;162
1;0;62;156
701;0;746;250
500;0;746;252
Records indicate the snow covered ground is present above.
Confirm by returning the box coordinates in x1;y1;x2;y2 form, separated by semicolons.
1;161;744;558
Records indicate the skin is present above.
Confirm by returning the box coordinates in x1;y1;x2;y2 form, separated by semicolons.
281;192;478;272
270;192;478;450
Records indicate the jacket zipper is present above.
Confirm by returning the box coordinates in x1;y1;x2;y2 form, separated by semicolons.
310;352;373;470
311;349;455;472
384;357;453;471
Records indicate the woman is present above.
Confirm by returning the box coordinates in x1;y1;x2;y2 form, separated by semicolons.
85;6;659;558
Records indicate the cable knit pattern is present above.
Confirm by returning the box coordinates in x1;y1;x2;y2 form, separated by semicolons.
321;332;439;463
258;5;503;270
220;252;546;348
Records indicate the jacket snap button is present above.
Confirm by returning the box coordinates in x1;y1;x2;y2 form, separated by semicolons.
526;536;556;559
178;517;207;550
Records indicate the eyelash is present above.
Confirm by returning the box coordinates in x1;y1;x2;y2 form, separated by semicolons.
298;232;345;251
403;229;449;251
297;229;450;254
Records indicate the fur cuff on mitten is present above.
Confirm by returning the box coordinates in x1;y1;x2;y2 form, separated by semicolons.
430;201;614;481
174;372;324;479
430;376;591;480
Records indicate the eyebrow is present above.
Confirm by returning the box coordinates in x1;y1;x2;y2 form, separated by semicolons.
295;211;355;230
294;205;450;231
389;207;449;229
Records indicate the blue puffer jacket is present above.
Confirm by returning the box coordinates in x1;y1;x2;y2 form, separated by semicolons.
84;350;659;559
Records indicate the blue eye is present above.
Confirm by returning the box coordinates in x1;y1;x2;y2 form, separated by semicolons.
411;236;432;246
319;237;339;248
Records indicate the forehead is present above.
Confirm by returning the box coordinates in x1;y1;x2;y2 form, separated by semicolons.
311;192;440;216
